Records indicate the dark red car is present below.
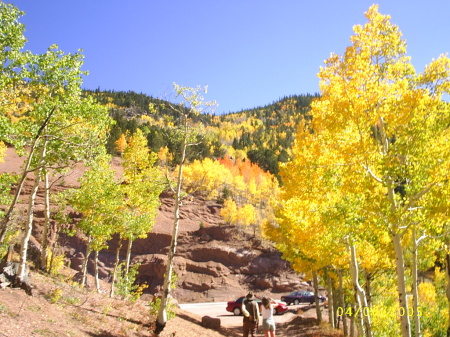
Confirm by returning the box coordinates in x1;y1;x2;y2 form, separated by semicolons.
226;296;288;316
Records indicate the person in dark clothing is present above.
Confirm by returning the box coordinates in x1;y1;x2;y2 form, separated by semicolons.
242;292;260;337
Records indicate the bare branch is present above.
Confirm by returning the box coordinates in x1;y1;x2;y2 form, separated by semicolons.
361;163;383;183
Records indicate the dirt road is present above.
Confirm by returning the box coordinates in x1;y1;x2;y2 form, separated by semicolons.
180;302;314;328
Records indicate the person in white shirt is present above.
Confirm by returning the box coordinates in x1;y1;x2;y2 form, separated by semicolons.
261;297;276;337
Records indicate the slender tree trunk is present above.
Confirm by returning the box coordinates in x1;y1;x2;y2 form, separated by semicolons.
48;222;60;275
325;267;335;328
0;147;37;244
338;269;349;336
155;133;187;334
0;107;55;244
349;244;372;337
333;285;340;328
81;236;92;287
365;271;372;307
17;167;41;282
351;268;363;336
94;250;101;293
17;138;47;283
110;237;123;298
6;244;14;262
124;237;134;295
125;237;133;274
393;232;411;337
411;226;421;337
350;307;355;337
379;116;411;337
40;170;51;271
312;270;323;323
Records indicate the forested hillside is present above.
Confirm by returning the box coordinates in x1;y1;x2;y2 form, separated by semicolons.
84;89;318;181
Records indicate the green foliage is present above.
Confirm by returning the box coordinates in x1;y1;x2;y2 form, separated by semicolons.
68;153;120;251
87;88;316;182
114;263;147;303
418;268;448;337
148;297;176;321
0;173;17;208
0;227;20;260
46;288;63;304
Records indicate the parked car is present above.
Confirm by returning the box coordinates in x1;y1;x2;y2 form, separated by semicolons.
281;290;326;305
226;296;288;316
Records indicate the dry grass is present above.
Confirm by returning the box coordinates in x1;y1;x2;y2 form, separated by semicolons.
0;266;343;337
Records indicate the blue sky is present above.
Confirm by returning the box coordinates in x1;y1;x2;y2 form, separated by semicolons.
8;1;450;114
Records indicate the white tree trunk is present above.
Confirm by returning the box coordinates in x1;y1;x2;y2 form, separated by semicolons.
156;134;186;334
379;116;411;337
18;138;47;283
411;227;421;337
0;107;55;244
349;244;372;337
393;232;411;337
81;236;92;287
40;170;51;271
110;237;122;297
125;237;133;274
94;250;101;293
17;168;41;282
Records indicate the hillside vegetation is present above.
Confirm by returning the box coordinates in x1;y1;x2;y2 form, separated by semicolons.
86;88;317;181
3;3;450;337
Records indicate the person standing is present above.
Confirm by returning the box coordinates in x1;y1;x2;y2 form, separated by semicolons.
242;292;260;337
261;297;276;337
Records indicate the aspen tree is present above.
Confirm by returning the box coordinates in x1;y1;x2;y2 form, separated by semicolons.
306;5;450;337
110;129;164;297
69;153;119;289
154;83;216;335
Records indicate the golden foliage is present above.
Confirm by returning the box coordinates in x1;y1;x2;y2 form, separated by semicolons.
114;133;127;155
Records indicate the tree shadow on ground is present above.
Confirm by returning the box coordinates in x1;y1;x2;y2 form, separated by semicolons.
176;312;242;337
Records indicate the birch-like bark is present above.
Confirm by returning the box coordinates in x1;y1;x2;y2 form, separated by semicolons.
17;168;41;282
351;262;363;336
40;170;51;271
94;250;101;293
110;237;123;297
411;226;421;337
17;137;47;283
81;236;92;287
125;237;133;274
379;117;411;337
349;244;372;337
0;107;55;244
155;128;187;334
